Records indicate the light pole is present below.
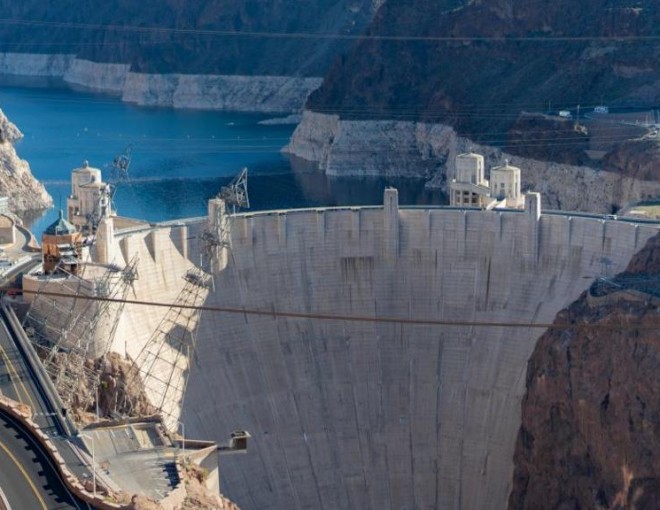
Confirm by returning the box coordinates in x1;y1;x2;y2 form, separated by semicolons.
177;420;185;458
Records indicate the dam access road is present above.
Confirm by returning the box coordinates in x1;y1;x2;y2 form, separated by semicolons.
0;410;88;510
0;304;91;509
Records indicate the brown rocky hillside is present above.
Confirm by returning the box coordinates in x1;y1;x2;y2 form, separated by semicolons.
509;232;660;509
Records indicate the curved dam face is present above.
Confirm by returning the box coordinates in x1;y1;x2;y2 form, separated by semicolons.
94;194;659;510
176;194;659;510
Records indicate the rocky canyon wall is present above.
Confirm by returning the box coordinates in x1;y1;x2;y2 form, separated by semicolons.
0;53;322;113
509;232;660;510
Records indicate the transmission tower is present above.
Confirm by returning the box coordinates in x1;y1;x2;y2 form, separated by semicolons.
24;257;139;420
128;266;211;429
219;167;249;213
111;145;132;189
83;147;133;236
201;168;250;270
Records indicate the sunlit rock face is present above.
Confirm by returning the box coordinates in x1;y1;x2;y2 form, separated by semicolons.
0;108;52;213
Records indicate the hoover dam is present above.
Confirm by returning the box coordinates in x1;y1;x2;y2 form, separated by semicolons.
53;187;658;510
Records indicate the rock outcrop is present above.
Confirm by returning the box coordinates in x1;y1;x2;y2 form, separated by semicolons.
0;53;323;113
509;232;660;510
285;111;660;213
0;109;52;213
0;0;382;76
603;139;660;181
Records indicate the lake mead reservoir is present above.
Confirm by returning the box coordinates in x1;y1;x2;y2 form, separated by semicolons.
0;80;444;235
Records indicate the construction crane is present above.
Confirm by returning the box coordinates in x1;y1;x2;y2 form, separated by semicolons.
110;145;132;200
219;167;249;213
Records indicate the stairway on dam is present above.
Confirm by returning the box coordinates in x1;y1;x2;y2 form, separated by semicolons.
91;191;659;510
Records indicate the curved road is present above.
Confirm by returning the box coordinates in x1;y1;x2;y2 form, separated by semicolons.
0;410;89;510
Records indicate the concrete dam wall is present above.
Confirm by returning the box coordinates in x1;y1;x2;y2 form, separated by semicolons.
101;195;659;510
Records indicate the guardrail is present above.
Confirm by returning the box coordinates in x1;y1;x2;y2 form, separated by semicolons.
0;397;129;510
113;204;660;239
544;209;660;224
0;304;75;437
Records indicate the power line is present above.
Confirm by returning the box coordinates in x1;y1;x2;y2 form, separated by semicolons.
1;17;659;42
6;288;659;331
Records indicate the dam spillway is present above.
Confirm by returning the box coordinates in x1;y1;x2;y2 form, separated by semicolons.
91;191;659;510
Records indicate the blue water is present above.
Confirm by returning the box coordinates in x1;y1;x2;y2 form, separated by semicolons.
0;79;445;236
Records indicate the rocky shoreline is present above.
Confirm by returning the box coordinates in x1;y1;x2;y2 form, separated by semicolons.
0;53;322;113
285;110;660;214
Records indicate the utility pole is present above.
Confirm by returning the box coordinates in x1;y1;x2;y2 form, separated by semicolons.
178;420;186;458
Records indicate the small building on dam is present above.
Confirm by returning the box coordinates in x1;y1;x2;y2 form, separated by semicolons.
21;159;660;510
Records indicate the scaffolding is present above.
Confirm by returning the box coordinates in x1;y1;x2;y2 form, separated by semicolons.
24;258;139;419
128;266;211;429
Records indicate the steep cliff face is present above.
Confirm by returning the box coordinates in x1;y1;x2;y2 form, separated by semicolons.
0;0;379;111
603;139;660;181
509;232;660;510
0;109;52;213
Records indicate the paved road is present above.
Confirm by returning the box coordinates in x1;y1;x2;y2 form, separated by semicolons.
0;307;94;509
0;308;61;435
0;409;87;509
